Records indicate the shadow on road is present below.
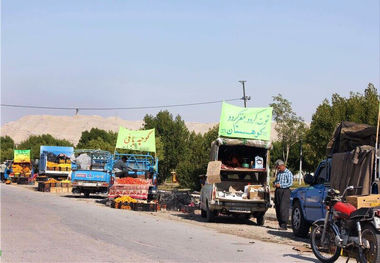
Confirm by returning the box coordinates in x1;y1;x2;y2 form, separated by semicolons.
283;253;319;263
62;194;107;200
172;212;258;226
267;229;309;244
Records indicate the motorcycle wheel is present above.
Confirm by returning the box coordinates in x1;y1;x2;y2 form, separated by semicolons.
310;223;341;263
359;224;380;263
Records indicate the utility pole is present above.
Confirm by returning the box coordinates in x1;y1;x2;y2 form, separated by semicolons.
239;80;251;108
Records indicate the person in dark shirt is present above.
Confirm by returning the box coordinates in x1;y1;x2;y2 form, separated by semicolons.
113;156;134;178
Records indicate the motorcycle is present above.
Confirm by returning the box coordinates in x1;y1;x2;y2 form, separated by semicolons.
310;186;380;263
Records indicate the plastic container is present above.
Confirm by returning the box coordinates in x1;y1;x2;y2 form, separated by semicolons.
254;156;264;169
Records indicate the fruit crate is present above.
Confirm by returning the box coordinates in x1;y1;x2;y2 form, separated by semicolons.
133;203;157;212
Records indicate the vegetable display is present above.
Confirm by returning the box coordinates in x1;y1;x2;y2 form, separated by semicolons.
116;177;149;185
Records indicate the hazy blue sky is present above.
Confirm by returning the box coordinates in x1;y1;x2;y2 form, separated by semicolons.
1;0;379;125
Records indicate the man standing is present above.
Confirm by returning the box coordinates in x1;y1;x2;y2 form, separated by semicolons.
273;159;293;230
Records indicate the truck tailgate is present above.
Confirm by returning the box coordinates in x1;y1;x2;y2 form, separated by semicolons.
71;170;109;182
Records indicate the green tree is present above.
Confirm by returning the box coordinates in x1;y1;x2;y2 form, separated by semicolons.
0;136;15;161
270;94;306;165
143;110;189;182
77;128;117;151
176;125;219;190
17;134;73;160
306;83;379;168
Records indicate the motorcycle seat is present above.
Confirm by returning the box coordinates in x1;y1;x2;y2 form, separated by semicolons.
349;207;373;220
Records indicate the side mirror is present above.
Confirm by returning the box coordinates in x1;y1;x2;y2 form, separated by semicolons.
304;174;314;185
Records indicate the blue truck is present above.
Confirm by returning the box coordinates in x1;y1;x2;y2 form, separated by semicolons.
38;146;74;180
290;159;331;237
290;121;379;237
110;152;158;200
71;150;114;197
113;152;158;186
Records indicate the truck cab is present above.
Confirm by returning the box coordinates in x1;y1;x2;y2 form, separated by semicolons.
290;159;331;237
71;150;114;197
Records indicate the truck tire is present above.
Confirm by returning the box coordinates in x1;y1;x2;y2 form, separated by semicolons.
206;202;216;222
201;209;207;218
256;213;265;226
292;201;310;237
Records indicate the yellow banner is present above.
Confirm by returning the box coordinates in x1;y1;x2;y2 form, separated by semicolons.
14;150;31;163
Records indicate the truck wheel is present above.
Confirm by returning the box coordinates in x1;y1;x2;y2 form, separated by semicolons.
201;209;207;218
206;203;215;222
292;201;310;237
256;214;265;226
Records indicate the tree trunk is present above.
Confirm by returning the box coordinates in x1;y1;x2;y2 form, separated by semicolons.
285;144;290;166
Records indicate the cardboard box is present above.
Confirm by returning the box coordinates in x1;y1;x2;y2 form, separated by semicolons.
346;194;380;208
249;190;264;200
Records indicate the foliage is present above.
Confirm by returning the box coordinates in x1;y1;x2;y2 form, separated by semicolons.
0;136;15;161
17;134;73;160
143;110;189;182
305;83;379;168
77;128;117;152
270;94;306;165
176;125;219;190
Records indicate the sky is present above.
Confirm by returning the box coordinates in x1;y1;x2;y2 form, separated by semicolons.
1;0;379;125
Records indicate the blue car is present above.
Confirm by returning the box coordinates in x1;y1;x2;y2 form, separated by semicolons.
290;159;331;237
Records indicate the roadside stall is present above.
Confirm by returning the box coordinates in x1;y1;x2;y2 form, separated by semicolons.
200;102;273;224
108;127;159;211
8;150;33;184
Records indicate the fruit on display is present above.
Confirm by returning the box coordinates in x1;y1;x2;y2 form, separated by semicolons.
116;177;149;185
115;195;137;203
45;178;58;183
60;179;71;183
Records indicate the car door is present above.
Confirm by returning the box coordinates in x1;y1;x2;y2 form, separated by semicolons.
304;162;329;221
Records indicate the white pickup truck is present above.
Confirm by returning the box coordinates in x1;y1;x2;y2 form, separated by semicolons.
200;138;271;225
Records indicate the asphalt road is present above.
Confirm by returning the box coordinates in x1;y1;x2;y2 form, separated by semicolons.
1;184;334;263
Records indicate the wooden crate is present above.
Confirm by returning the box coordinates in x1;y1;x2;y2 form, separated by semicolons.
346;194;380;208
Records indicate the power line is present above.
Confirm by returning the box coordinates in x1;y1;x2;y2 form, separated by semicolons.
0;98;242;111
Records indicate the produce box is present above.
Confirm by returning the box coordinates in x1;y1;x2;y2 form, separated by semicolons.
346;194;380;208
38;182;51;192
120;202;133;210
133;203;157;212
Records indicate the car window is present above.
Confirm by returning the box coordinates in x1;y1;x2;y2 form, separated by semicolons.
315;164;328;184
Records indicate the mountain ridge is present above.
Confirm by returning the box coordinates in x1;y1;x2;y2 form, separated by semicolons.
1;115;278;145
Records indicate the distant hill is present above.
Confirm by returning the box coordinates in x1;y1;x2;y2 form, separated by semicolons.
1;115;278;145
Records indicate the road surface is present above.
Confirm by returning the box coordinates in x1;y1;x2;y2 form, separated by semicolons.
1;184;339;262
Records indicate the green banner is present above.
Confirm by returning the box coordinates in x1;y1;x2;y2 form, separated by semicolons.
218;102;273;141
14;150;31;163
116;127;156;152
